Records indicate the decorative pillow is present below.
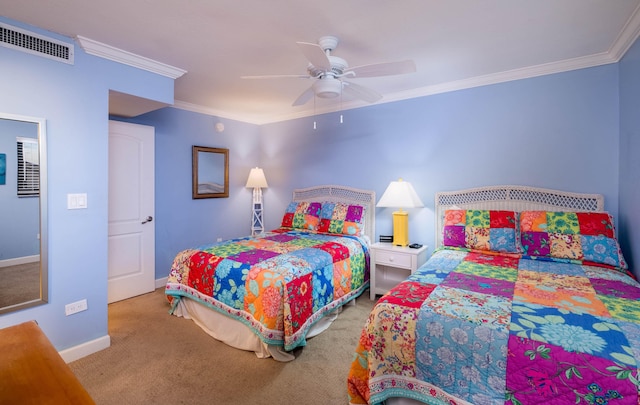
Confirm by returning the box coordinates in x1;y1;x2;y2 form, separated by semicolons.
280;201;321;230
443;209;519;253
317;202;366;236
519;211;627;269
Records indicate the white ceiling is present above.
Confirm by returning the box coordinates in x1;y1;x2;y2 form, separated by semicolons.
3;1;640;124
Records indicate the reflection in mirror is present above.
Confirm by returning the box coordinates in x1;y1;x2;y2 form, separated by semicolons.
0;113;47;315
192;146;229;199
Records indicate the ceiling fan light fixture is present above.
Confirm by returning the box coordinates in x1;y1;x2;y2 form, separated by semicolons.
244;35;415;107
313;78;342;98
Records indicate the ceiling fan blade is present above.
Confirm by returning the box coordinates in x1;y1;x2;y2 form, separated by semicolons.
296;41;331;71
292;86;315;106
241;74;311;79
342;81;383;103
345;60;416;78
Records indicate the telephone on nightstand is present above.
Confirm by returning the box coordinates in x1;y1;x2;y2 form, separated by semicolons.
408;243;423;249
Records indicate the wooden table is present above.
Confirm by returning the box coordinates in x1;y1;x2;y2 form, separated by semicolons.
0;320;95;404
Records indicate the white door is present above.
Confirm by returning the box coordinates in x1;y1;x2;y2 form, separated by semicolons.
108;120;155;303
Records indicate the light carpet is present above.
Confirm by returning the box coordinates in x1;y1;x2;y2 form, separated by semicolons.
69;288;375;405
0;262;40;308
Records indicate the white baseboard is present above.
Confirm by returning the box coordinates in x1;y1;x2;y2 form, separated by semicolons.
58;277;168;364
155;276;168;289
59;334;111;363
0;255;39;267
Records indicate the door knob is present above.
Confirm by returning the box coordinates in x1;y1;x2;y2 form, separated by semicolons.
142;216;153;224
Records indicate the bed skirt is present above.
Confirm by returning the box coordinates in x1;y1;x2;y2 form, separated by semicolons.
172;296;351;362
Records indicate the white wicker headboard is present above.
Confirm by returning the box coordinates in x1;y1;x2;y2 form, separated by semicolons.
435;185;604;248
292;185;376;243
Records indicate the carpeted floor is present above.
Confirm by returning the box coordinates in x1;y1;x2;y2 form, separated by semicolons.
69;288;375;405
0;262;40;308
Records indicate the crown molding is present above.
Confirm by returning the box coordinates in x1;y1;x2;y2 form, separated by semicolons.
173;50;623;125
171;100;265;124
608;2;640;60
388;51;618;103
76;35;186;79
172;99;365;125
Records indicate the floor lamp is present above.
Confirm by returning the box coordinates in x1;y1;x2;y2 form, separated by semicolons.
376;179;424;246
246;167;268;236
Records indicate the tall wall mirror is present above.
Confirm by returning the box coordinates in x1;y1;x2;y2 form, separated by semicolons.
0;113;48;315
192;146;229;199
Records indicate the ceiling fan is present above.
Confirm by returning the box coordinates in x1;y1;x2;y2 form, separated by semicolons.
242;35;416;106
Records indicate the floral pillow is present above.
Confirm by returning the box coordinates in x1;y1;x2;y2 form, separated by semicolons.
443;209;519;253
519;211;627;269
317;202;366;236
281;201;322;231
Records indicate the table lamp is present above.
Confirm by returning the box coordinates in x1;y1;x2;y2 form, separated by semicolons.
245;167;268;235
376;179;424;246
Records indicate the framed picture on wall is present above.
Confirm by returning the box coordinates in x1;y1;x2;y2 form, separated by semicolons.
192;146;229;199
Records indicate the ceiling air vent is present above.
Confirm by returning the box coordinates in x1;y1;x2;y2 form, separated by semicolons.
0;22;74;65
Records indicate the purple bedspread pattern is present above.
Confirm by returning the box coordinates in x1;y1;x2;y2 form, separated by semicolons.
348;249;640;405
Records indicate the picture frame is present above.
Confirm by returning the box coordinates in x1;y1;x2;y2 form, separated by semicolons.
192;146;229;199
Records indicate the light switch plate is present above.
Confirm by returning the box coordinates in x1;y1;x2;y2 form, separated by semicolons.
67;193;88;209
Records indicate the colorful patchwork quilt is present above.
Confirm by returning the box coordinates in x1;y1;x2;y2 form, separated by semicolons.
348;248;640;405
165;228;369;351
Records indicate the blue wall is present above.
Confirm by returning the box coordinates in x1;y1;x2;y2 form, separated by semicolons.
0;17;175;352
137;64;621;281
0;119;39;259
257;66;620;259
619;36;640;272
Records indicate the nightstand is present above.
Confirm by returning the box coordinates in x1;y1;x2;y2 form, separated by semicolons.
369;243;428;300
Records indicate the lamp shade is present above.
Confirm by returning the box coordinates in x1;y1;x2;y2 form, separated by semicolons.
245;167;268;188
376;179;423;208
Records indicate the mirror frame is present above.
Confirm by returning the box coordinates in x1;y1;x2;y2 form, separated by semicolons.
0;113;48;315
192;146;229;199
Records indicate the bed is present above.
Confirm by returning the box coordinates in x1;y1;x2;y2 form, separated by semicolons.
166;184;375;361
348;185;640;405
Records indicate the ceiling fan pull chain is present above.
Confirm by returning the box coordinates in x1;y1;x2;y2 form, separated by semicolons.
340;90;343;124
313;94;318;129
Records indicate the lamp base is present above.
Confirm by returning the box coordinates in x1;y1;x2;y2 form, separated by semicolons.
250;187;264;235
392;210;409;247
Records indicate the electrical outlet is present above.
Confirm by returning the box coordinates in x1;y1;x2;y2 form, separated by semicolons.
65;299;88;316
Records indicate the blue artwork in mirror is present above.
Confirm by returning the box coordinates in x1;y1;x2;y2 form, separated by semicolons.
0;153;5;185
